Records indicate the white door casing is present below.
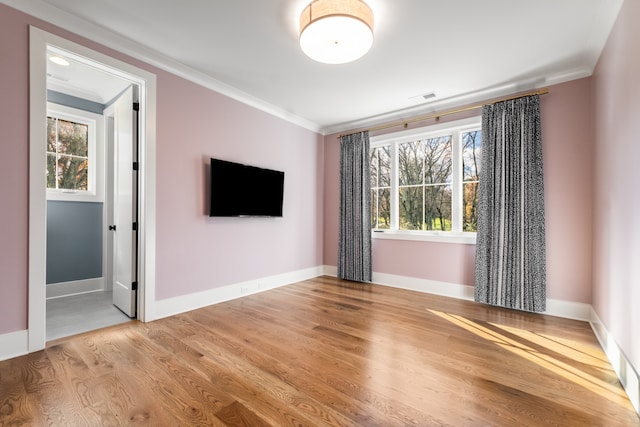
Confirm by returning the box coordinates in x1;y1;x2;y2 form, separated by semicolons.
29;27;157;352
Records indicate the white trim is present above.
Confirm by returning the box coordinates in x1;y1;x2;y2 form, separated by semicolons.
29;27;157;352
372;230;476;244
45;278;104;299
370;116;481;146
29;26;48;352
545;298;591;322
322;266;591;321
0;0;602;136
139;75;157;322
372;271;475;301
3;0;321;134
370;117;482;241
103;106;115;293
0;330;29;362
155;266;324;320
45;102;105;202
590;308;640;416
322;72;591;135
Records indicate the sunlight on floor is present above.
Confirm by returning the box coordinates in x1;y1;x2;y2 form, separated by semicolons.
428;309;633;409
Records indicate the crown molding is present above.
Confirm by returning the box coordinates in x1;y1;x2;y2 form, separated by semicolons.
1;0;323;134
322;67;593;136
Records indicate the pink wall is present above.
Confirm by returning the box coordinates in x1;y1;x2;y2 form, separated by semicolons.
155;75;324;299
0;4;323;334
541;78;594;303
324;78;594;303
0;6;29;334
592;0;640;372
0;1;622;341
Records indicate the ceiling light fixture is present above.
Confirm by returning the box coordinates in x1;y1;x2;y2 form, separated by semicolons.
299;0;374;65
49;55;70;66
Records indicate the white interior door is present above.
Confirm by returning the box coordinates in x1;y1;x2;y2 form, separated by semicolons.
112;85;138;317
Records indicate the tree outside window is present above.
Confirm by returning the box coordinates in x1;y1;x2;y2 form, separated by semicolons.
370;145;391;229
370;118;481;237
47;116;89;191
462;130;481;232
398;136;452;231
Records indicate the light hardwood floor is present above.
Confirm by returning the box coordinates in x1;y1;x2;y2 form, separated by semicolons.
1;276;638;426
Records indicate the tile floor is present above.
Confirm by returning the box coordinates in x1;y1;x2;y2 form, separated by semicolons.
46;291;132;341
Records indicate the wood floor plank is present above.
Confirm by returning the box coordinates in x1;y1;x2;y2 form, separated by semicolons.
0;356;31;426
159;315;403;427
185;301;452;426
1;276;638;426
215;400;272;427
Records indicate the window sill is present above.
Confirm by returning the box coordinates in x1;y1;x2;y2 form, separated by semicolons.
372;230;477;245
47;190;103;203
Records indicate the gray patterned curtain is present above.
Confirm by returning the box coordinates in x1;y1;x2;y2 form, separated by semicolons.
474;95;546;312
338;131;372;282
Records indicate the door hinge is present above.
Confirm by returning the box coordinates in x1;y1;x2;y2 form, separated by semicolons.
131;281;138;291
132;222;138;231
133;102;140;111
133;161;139;171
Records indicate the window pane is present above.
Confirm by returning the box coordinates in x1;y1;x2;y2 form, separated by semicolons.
425;184;452;231
47;117;57;153
463;130;481;181
370;119;481;235
370;150;378;188
47;154;57;189
57;155;88;190
370;190;377;228
423;136;452;184
57;119;88;157
399;141;424;186
399;186;423;230
463;182;479;232
378;145;391;187
371;188;391;229
370;145;392;188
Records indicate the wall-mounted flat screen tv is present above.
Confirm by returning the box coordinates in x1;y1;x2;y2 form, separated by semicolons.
209;158;285;217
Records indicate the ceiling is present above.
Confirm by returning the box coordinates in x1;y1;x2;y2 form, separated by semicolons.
5;0;624;134
46;47;132;104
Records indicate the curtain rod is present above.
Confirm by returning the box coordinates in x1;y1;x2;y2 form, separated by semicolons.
338;88;550;139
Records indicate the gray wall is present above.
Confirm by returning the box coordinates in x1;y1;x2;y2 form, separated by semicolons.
46;201;103;284
47;90;105;114
46;93;106;285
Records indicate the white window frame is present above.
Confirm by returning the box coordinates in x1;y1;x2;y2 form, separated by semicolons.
370;116;481;244
46;102;104;202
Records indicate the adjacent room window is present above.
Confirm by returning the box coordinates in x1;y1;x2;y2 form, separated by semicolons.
46;103;102;201
47;115;89;191
370;117;481;243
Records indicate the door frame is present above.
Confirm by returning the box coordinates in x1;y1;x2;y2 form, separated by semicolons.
28;27;157;352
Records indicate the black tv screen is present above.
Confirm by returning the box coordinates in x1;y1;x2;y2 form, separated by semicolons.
209;158;285;217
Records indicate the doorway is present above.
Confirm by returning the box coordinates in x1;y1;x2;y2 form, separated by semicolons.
29;27;157;351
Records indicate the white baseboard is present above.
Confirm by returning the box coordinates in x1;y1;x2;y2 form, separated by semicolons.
324;266;637;415
154;266;324;320
46;277;104;299
590;308;640;415
372;271;475;301
0;330;28;362
545;298;591;321
322;266;591;321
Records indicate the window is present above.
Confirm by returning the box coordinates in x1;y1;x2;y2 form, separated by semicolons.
46;103;104;202
47;116;89;191
370;117;481;243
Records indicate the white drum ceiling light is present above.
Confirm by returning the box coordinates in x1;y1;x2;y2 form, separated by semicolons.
299;0;374;65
